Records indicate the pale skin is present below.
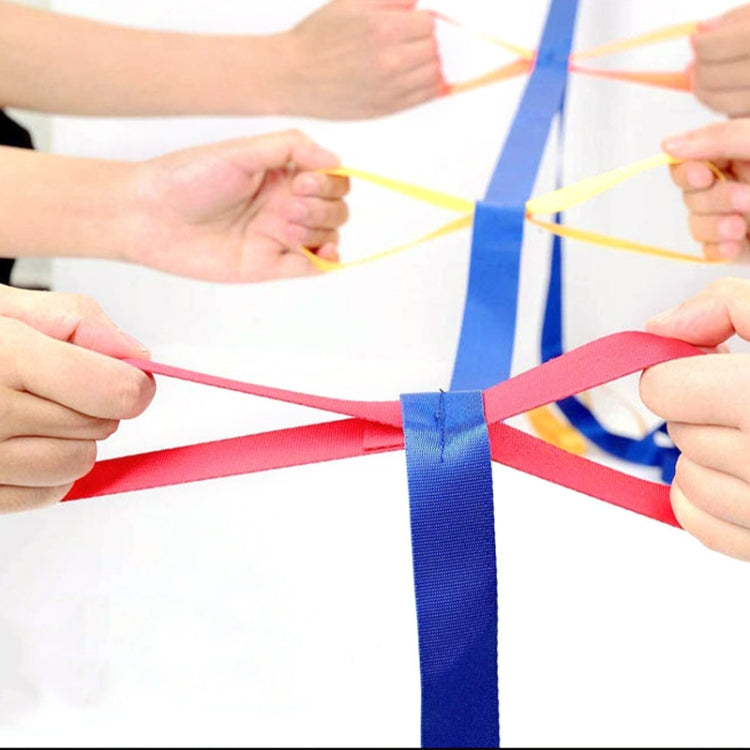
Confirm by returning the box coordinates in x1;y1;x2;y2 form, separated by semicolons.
0;128;348;512
0;284;154;513
0;0;442;508
662;119;750;262
0;129;350;281
641;277;750;562
0;0;443;120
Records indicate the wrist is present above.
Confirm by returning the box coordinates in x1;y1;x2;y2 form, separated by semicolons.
213;32;301;117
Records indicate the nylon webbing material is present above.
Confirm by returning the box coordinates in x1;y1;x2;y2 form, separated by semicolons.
450;0;579;392
402;390;498;747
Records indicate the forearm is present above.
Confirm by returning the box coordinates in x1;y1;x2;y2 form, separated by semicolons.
0;145;138;259
0;1;291;116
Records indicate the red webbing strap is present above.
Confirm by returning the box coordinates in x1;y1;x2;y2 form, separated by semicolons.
483;331;700;423
136;360;403;428
488;423;678;526
65;419;405;501
64;332;702;527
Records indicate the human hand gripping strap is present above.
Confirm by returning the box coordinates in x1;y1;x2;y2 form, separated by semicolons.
435;13;698;96
570;21;697;92
433;14;698;97
64;330;701;528
431;12;535;96
301;154;726;272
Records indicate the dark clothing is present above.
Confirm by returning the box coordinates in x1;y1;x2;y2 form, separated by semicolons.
0;111;35;286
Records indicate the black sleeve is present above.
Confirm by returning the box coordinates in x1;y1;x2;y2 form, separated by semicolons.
0;111;35;286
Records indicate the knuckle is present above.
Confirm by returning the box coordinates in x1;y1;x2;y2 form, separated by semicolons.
54;291;104;319
94;418;120;440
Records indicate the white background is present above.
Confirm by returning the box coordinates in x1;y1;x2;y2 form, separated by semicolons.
2;1;750;747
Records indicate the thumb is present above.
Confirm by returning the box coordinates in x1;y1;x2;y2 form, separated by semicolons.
0;286;150;359
645;278;750;348
662;120;750;162
215;129;341;174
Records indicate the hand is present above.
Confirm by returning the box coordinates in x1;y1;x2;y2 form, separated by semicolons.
640;277;750;561
127;130;350;282
0;285;155;512
692;4;750;117
279;0;444;119
662;120;750;262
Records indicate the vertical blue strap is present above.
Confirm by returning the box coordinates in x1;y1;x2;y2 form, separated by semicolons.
401;390;498;748
542;220;679;481
451;0;580;391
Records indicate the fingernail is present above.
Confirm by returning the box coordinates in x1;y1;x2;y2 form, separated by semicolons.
718;241;741;259
646;305;679;328
732;189;750;212
662;134;688;153
718;215;746;240
686;163;713;189
118;329;149;354
296;175;318;196
697;15;723;32
663;133;700;158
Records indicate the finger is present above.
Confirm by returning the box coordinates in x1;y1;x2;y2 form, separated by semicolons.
0;483;73;515
682;180;750;214
715;4;750;24
640;353;750;426
388;38;441;75
694;59;750;92
675;454;750;529
644;277;750;346
662;120;750;161
287;196;349;231
0;389;118;441
0;286;149;359
688;212;747;244
293;172;350;200
286;224;339;249
693;21;750;63
696;88;750;118
394;61;445;106
273;249;321;280
383;8;436;43
667;422;750;478
3;318;155;419
314;242;340;263
669;161;718;191
215;130;341;174
370;0;419;8
671;479;750;561
0;437;97;487
700;239;749;262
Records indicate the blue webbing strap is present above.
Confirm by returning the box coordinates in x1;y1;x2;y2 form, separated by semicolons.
450;0;580;391
401;390;498;748
401;4;580;747
541;217;679;482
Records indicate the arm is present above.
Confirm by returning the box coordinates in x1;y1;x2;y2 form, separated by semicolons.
0;0;442;119
640;278;750;561
0;129;350;282
0;284;154;512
